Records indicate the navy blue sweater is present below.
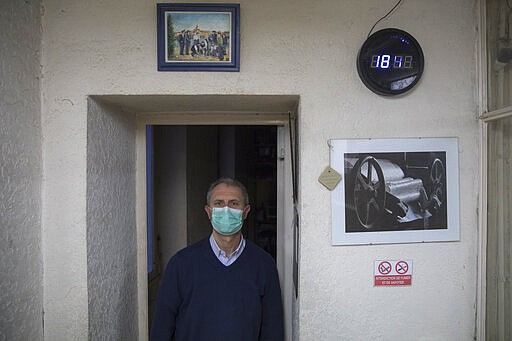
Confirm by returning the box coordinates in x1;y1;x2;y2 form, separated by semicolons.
150;238;284;341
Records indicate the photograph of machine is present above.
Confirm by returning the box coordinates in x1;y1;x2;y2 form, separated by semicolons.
330;138;459;245
343;151;447;232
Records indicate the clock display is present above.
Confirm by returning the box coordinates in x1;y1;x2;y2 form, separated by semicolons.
357;28;424;96
370;55;413;69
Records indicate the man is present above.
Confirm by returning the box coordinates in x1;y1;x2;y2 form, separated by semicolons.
184;30;191;55
150;177;284;341
178;30;185;55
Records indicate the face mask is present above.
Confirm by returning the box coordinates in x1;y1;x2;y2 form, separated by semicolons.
210;206;243;236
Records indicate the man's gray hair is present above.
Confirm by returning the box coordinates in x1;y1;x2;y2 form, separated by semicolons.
206;177;250;205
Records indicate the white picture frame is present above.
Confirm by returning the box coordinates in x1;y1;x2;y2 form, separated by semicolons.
330;138;460;245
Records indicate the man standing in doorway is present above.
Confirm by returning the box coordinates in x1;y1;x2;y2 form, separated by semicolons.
150;177;284;340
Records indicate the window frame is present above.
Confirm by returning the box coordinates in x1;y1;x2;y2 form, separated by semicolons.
477;1;512;340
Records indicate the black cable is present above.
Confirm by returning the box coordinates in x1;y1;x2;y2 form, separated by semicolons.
367;0;403;38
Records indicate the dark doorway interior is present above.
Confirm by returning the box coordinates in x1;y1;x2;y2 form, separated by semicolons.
147;125;278;331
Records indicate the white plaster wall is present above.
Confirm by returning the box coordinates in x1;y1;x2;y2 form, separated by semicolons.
41;0;478;339
0;1;43;340
86;99;138;339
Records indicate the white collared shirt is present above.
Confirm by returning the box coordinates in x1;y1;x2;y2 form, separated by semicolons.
209;234;246;266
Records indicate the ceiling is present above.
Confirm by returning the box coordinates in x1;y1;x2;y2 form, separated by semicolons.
91;94;300;116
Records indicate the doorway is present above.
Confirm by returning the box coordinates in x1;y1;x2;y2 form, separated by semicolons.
133;96;299;340
87;94;298;340
147;125;280;328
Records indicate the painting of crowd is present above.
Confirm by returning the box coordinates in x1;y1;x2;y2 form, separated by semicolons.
174;27;230;61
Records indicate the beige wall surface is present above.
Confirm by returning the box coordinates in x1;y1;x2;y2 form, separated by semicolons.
86;99;138;339
0;1;43;340
41;0;478;339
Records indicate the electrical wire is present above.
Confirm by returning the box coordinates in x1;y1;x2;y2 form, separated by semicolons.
367;0;403;38
506;1;512;40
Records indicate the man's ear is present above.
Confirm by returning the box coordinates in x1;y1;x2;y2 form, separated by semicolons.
243;205;251;219
204;205;212;219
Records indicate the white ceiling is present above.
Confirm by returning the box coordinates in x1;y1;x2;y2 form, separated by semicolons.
91;94;300;115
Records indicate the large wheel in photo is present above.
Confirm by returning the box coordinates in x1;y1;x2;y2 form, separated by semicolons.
353;156;386;229
428;158;445;210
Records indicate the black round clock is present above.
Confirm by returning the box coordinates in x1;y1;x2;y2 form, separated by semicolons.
357;28;424;96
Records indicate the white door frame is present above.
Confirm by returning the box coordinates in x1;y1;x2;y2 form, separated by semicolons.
135;112;296;340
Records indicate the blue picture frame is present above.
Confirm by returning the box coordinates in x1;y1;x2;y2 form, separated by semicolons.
157;3;240;71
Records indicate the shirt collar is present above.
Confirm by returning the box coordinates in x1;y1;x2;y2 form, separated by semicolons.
209;233;245;258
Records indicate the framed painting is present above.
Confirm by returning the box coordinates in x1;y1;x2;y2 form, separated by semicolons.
330;138;460;245
157;3;240;71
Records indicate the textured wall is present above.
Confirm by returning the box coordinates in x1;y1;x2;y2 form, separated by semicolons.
41;0;479;339
86;99;138;339
0;1;43;340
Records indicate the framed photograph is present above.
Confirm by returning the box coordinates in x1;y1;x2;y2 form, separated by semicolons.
330;138;460;245
157;3;240;71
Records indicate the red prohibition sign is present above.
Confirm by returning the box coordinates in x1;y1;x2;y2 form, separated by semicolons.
378;261;392;275
396;261;409;274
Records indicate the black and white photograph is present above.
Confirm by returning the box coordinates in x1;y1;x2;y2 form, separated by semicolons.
331;138;460;245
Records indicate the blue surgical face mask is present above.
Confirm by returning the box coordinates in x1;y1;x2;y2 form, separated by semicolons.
210;206;243;236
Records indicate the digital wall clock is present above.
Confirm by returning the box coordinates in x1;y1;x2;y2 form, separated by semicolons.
357;28;424;96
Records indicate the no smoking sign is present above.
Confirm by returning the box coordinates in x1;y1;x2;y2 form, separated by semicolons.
374;260;413;286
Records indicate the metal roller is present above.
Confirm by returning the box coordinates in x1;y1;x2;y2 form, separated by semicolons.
361;158;425;204
347;156;438;228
